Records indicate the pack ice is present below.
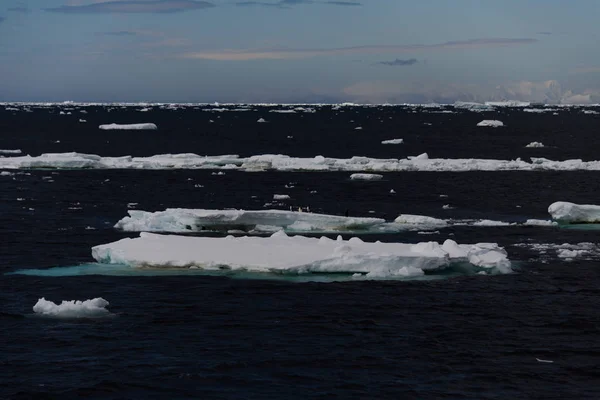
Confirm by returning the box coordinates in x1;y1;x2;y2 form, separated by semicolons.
548;201;600;224
91;232;512;278
5;152;600;172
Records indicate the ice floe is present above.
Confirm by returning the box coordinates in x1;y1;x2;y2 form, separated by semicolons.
99;123;157;130
477;120;504;127
350;173;383;181
548;201;600;224
485;101;530;107
526;142;545;148
115;208;386;234
381;139;404;145
91;232;512;278
113;208;566;234
33;297;112;318
0;149;22;155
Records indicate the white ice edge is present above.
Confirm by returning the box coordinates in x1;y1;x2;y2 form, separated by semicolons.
4;152;600;172
92;232;512;278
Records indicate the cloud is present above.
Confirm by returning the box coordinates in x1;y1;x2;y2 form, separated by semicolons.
8;7;31;13
0;16;4;23
182;38;537;61
98;30;138;36
236;0;360;7
339;79;600;104
569;66;600;75
537;31;552;35
46;0;215;14
377;58;418;66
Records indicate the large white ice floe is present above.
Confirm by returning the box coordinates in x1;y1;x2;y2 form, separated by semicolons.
548;201;600;224
91;232;512;278
477;120;504;127
115;209;386;234
33;297;112;318
99;123;157;130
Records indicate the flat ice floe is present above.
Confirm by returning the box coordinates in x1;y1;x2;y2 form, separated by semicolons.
115;208;387;234
33;297;112;318
477;120;504;127
91;232;512;278
0;149;22;155
350;173;383;181
5;152;600;172
548;201;600;224
381;139;404;145
99;123;157;130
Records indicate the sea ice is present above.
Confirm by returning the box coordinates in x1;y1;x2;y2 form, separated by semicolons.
114;208;386;234
526;142;545;148
477;120;504;127
33;297;111;318
273;194;290;200
381;139;404;144
91;232;512;278
0;149;22;155
99;123;157;130
350;173;383;181
548;201;600;224
5;152;600;172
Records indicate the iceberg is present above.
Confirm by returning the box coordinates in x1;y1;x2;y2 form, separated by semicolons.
525;142;545;148
91;232;512;278
99;123;157;130
381;139;404;145
477;120;504;127
548;201;600;224
33;297;111;318
350;173;383;181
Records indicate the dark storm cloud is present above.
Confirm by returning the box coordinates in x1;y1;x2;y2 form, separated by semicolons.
45;0;215;14
377;58;418;66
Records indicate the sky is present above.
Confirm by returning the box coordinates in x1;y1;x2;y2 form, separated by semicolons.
1;0;600;103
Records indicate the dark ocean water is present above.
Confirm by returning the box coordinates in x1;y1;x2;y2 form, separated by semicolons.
1;104;600;399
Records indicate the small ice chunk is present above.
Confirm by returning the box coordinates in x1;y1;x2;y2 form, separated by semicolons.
525;142;545;148
350;173;383;181
273;194;290;200
257;118;267;123
381;139;404;144
477;120;504;127
99;123;157;130
33;297;111;318
0;149;22;155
